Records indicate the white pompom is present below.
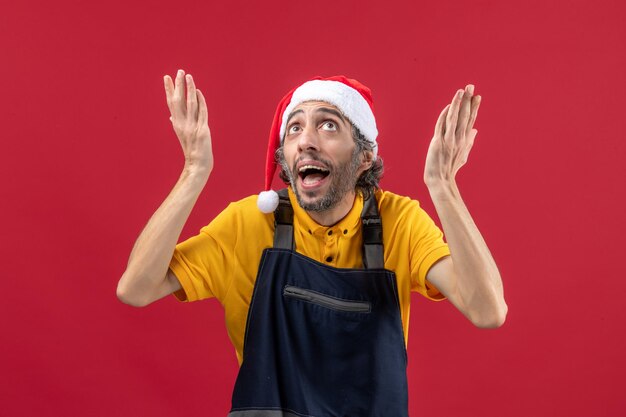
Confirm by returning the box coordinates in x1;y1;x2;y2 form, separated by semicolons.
257;190;279;213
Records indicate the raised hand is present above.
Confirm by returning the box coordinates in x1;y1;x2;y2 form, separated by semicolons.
164;69;214;175
424;84;481;187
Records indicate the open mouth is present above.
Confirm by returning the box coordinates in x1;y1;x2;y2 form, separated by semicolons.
297;164;330;187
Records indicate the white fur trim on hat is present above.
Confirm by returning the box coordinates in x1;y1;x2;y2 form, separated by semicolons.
279;80;378;158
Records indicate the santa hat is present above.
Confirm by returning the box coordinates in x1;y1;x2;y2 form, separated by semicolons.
257;75;379;213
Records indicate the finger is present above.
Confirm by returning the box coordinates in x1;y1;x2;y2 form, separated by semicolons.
466;128;477;158
459;129;478;167
456;84;474;137
197;89;208;127
445;89;464;139
186;74;198;120
163;75;175;113
468;128;478;145
173;69;186;118
434;104;450;139
466;95;481;136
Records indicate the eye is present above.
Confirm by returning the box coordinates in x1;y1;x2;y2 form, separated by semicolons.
321;121;337;131
287;124;301;135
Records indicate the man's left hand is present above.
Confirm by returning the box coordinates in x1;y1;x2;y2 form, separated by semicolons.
421;85;507;328
424;85;481;187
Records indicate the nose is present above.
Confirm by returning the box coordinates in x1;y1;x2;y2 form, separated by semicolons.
297;125;320;153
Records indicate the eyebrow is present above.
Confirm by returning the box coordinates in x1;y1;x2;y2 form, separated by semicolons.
285;109;304;127
285;107;348;127
315;107;347;123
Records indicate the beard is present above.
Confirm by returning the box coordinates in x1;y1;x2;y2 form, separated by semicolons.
280;150;362;212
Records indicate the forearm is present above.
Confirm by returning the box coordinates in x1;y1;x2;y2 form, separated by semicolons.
117;167;209;306
428;180;507;326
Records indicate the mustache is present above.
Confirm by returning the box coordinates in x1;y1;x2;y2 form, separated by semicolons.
291;154;333;172
290;154;334;177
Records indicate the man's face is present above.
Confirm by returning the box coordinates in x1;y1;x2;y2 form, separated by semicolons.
279;101;369;212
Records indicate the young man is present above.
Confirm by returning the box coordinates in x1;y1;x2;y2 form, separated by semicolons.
117;71;507;417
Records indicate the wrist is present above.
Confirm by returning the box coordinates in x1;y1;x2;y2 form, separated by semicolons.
426;178;460;201
180;164;211;185
183;159;212;176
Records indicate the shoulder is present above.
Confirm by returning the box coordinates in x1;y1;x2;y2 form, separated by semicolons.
199;194;274;235
228;194;268;212
376;189;424;218
375;189;440;234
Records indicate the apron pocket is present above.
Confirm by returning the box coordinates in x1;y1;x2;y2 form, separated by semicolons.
283;285;371;313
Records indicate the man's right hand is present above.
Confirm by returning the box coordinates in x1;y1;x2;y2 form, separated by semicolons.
116;70;213;307
164;69;213;176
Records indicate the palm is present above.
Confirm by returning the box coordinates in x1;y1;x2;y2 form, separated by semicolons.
164;70;214;173
424;85;481;186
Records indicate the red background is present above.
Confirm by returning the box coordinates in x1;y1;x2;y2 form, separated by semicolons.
1;0;624;416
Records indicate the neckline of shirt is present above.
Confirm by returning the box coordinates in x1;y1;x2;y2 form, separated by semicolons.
287;187;363;239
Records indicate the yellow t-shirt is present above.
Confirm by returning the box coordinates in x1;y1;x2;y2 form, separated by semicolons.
169;188;450;365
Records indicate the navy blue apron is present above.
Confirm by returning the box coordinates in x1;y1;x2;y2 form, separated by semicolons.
229;189;409;417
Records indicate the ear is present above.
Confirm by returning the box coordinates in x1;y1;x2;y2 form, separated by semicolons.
359;150;375;172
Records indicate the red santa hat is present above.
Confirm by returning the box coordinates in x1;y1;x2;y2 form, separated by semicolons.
257;75;378;213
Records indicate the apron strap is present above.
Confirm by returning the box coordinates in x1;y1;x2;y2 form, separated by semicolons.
272;188;384;268
361;193;384;269
273;189;295;250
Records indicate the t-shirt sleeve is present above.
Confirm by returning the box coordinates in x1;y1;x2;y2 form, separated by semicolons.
407;203;451;301
168;203;239;303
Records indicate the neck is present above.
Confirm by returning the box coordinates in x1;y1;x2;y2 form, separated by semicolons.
306;191;357;226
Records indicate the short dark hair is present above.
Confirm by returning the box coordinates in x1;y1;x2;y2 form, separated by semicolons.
275;125;384;200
